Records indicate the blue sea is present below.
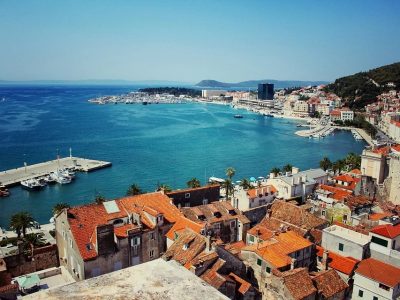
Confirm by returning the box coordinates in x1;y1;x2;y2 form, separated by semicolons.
0;85;366;227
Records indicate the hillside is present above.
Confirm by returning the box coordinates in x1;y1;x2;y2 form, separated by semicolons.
196;79;328;89
325;62;400;109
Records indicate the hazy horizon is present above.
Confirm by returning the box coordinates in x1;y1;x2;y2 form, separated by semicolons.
1;0;400;82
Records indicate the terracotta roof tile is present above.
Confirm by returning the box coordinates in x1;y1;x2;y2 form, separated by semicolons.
316;246;359;275
165;216;204;240
371;223;400;238
319;184;352;201
274;268;316;300
228;272;252;294
270;201;328;230
247;185;277;199
200;259;229;289
369;212;393;221
312;269;348;298
356;258;400;287
243;230;312;268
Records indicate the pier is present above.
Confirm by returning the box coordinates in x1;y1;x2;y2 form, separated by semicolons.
0;157;112;187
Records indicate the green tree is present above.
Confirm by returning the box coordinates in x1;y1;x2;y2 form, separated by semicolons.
186;178;201;189
319;157;332;171
23;232;46;256
52;202;70;216
345;153;361;170
156;183;172;193
225;167;236;180
282;164;293;173
94;194;106;205
239;178;252;190
10;212;35;238
270;167;281;177
224;179;234;200
126;183;143;196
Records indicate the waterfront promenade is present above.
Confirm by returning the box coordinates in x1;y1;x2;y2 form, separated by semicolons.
0;157;111;187
295;125;373;146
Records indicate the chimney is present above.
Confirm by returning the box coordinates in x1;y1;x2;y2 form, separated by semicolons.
292;167;300;175
205;234;212;253
323;250;329;270
270;172;275;179
290;258;296;270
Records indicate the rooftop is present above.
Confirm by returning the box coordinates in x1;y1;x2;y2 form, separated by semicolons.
270;201;328;230
26;259;229;300
355;258;400;287
311;269;348;299
323;225;370;245
370;223;400;239
273;268;316;300
316;246;359;275
277;168;326;186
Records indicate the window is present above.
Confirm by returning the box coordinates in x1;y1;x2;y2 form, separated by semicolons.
150;232;155;240
230;220;236;228
358;289;363;297
202;199;208;205
338;243;344;252
371;236;389;247
266;266;271;273
214;223;221;230
373;297;378;300
132;245;139;256
149;250;154;258
249;235;255;243
257;259;262;266
185;202;190;207
343;214;348;222
321;210;326;216
379;283;390;291
69;238;73;248
185;193;190;199
131;236;140;246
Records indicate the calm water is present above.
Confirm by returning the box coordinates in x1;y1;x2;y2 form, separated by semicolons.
0;85;366;227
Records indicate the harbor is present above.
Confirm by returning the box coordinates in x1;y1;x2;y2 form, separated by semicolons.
0;156;112;188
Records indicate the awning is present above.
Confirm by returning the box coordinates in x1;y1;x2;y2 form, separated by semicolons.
250;177;256;182
15;274;40;290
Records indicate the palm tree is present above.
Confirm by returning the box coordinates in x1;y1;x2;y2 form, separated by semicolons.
23;232;46;256
345;152;361;170
225;167;236;180
187;178;201;188
52;202;70;216
94;194;106;204
319;157;332;171
10;212;35;238
126;183;143;196
282;164;293;173
270;167;281;177
224;179;234;200
156;183;172;193
332;161;340;174
239;178;252;190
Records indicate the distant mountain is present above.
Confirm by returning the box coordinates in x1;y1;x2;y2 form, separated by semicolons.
0;79;192;86
325;62;400;109
195;79;329;89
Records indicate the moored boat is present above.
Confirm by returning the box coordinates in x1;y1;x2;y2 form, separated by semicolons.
0;185;10;197
234;114;243;119
21;179;46;191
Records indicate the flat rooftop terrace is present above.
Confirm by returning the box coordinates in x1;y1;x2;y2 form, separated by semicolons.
0;156;111;187
323;225;371;245
27;259;229;300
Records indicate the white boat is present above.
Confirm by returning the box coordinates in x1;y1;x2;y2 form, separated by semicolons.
21;179;46;191
51;171;72;184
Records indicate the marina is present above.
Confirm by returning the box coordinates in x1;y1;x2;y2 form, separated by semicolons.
0;156;112;188
88;91;190;105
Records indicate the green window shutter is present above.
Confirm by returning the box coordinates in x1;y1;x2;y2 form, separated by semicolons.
338;243;344;251
257;258;262;266
266;266;271;273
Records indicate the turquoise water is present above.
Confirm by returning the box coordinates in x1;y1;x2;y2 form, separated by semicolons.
0;85;366;227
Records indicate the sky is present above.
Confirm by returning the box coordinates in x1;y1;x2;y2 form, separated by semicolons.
1;0;400;83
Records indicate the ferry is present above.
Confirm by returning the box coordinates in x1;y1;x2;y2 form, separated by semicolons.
234;114;243;119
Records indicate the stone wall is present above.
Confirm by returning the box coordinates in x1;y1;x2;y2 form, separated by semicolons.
2;244;59;278
243;205;268;226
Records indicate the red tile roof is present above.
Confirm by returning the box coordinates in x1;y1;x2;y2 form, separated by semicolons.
369;212;393;221
371;223;400;238
247;185;277;199
316;246;359;275
312;269;348;298
165;216;204;240
200;258;229;289
114;224;138;238
356;258;400;287
319;184;352;201
228;272;252;295
243;230;312;268
67;192;182;261
274;268;316;300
